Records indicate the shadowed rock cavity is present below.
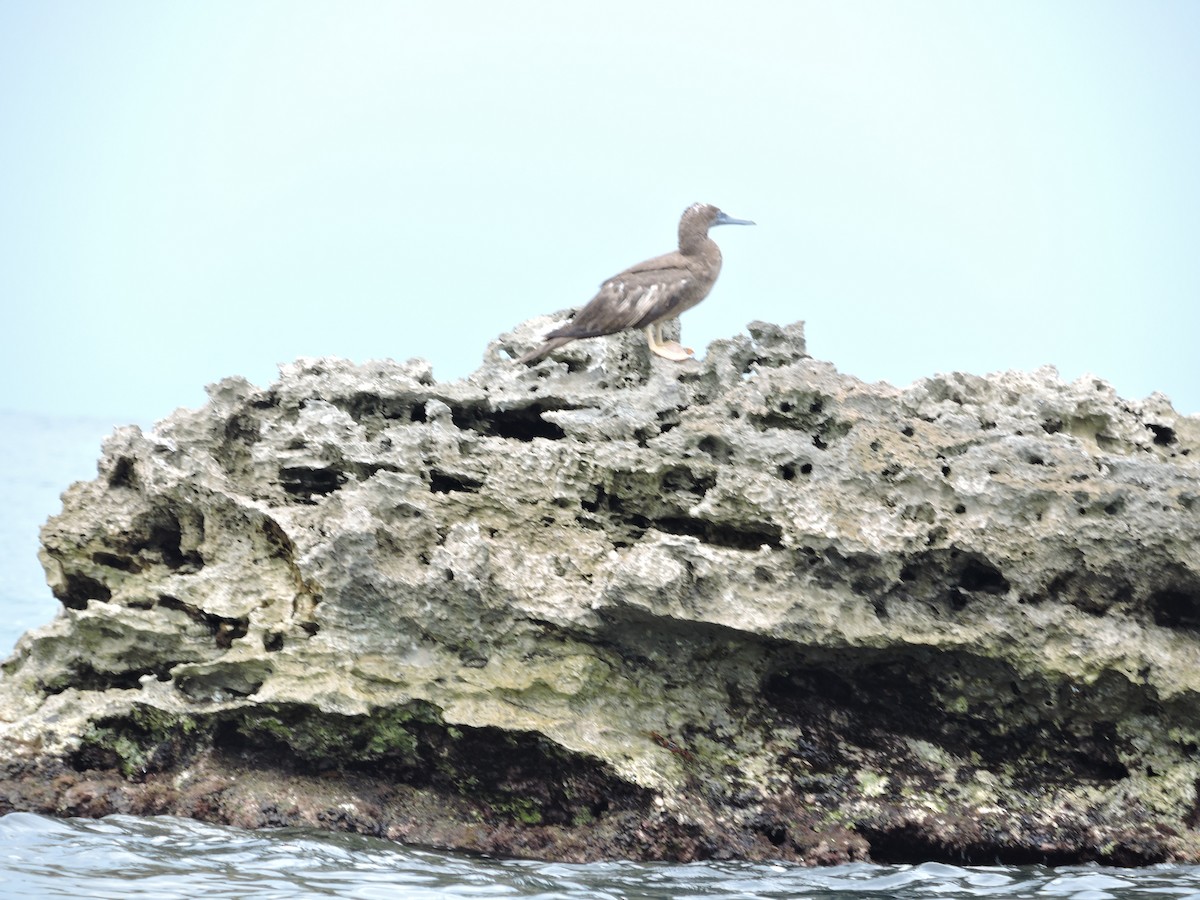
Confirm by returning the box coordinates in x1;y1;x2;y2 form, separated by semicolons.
3;319;1200;866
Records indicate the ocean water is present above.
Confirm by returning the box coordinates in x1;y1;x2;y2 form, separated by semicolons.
0;410;122;653
2;813;1200;900
2;410;1199;898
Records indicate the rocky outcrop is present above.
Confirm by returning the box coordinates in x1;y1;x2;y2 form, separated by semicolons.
2;316;1199;865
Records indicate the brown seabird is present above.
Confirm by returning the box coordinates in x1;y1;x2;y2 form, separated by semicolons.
519;203;754;364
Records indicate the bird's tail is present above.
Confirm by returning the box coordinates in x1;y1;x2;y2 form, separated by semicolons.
517;336;573;365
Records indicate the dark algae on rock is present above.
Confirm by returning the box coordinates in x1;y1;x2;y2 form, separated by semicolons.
2;317;1199;864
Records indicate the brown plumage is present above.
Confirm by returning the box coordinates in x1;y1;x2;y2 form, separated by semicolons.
519;203;754;364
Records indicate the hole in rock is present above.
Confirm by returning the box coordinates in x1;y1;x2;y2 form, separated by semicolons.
1151;589;1200;630
279;466;347;502
660;466;716;499
697;435;734;464
115;508;205;572
92;552;140;573
108;457;138;489
429;470;485;494
653;517;783;551
1147;424;1177;446
858;822;1084;867
43;662;168;695
958;557;1010;594
57;573;112;609
449;401;570;441
336;392;421;424
892;550;1009;616
223;412;261;449
763;651;1133;799
158;595;249;649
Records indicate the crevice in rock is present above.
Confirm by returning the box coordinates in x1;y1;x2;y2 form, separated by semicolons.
1039;566;1132;616
762;649;1134;788
1041;561;1200;626
335;391;424;425
750;409;852;448
91;551;141;573
793;546;890;598
856;821;1085;866
652;517;783;551
659;466;716;499
158;595;249;650
56;572;113;609
208;703;651;828
1146;423;1177;446
449;400;574;441
176;663;268;701
579;473;778;551
108;456;138;490
656;409;681;434
957;555;1010;593
41;661;172;696
696;435;734;464
891;549;1010;614
1151;587;1200;631
219;412;262;474
430;469;485;494
279;466;348;503
120;507;205;572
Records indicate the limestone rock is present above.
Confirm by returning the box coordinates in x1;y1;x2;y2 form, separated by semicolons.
2;320;1199;865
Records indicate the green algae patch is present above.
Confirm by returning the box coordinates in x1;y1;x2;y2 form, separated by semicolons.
65;697;650;833
212;702;649;830
74;705;205;780
223;700;444;769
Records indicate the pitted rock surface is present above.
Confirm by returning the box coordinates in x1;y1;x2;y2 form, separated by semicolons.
2;319;1199;864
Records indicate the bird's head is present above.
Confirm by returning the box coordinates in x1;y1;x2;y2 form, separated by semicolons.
680;203;755;252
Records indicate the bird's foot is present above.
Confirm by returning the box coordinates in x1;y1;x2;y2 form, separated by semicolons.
650;341;695;361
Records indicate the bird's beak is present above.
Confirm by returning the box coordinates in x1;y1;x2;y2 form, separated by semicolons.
714;211;755;227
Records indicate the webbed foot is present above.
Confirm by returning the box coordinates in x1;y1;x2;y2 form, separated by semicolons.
645;323;694;361
649;340;694;361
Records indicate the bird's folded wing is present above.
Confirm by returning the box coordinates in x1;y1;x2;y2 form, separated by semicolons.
548;254;692;339
618;251;688;279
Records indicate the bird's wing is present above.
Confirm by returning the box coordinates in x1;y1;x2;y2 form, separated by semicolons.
619;251;689;279
549;253;694;339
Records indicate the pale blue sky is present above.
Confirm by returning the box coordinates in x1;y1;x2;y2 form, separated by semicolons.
2;1;1198;423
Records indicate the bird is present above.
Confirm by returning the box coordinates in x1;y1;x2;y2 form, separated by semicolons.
518;203;755;364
